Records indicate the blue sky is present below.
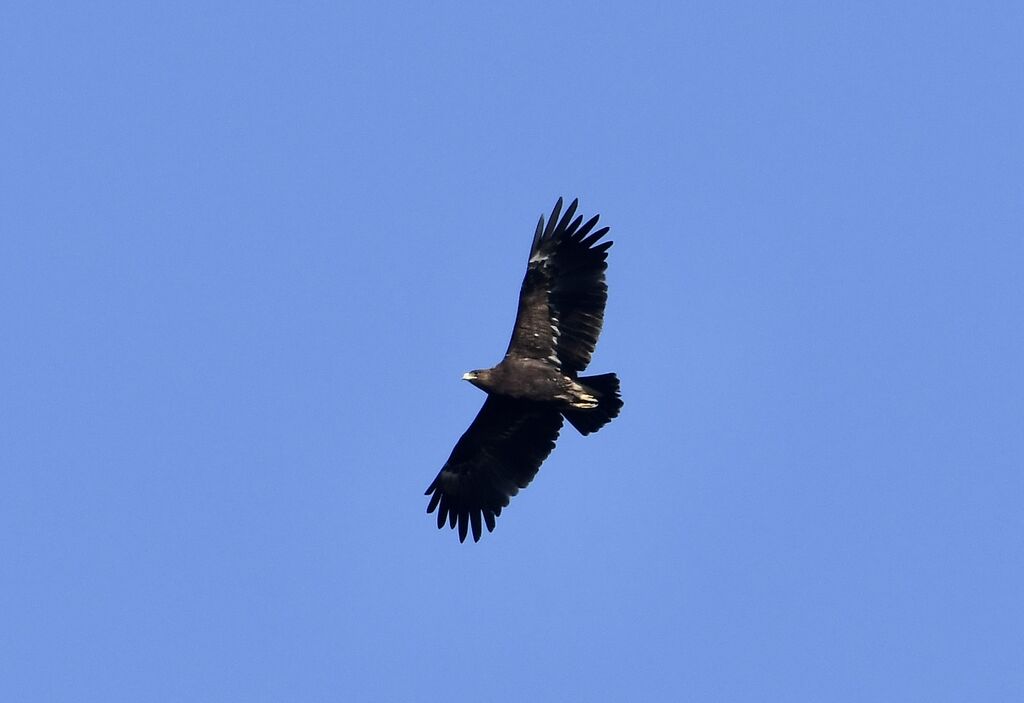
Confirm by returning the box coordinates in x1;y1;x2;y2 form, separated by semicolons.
2;2;1022;701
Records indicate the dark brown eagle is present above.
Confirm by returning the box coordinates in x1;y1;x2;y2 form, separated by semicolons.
425;197;622;542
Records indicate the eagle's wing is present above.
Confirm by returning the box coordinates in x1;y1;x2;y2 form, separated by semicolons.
425;396;564;542
505;198;612;373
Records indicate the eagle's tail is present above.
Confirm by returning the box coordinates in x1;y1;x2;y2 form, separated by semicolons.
562;373;623;436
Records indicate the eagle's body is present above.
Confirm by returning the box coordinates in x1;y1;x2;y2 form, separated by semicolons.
464;361;597;409
425;198;622;542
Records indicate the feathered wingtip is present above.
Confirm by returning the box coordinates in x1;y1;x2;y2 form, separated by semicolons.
424;479;502;543
532;197;611;252
530;196;567;255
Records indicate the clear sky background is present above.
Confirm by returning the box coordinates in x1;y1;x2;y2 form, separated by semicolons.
2;2;1022;701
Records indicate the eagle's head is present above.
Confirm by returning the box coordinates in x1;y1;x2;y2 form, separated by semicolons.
461;369;493;391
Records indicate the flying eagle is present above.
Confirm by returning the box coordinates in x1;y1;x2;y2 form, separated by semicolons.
425;197;622;542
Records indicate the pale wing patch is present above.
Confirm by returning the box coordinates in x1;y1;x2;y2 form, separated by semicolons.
547;313;561;366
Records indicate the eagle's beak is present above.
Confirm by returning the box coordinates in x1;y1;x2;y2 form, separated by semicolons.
462;372;477;381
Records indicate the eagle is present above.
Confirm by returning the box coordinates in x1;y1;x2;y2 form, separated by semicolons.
425;197;623;542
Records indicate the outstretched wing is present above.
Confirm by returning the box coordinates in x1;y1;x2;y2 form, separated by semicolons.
425;397;563;542
505;197;612;373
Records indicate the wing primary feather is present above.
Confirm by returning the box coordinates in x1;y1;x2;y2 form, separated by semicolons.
581;227;611;248
574;214;601;240
426;489;441;512
470;511;482;542
565;215;583;237
531;215;545;254
555;198;578;236
542;197;563;239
